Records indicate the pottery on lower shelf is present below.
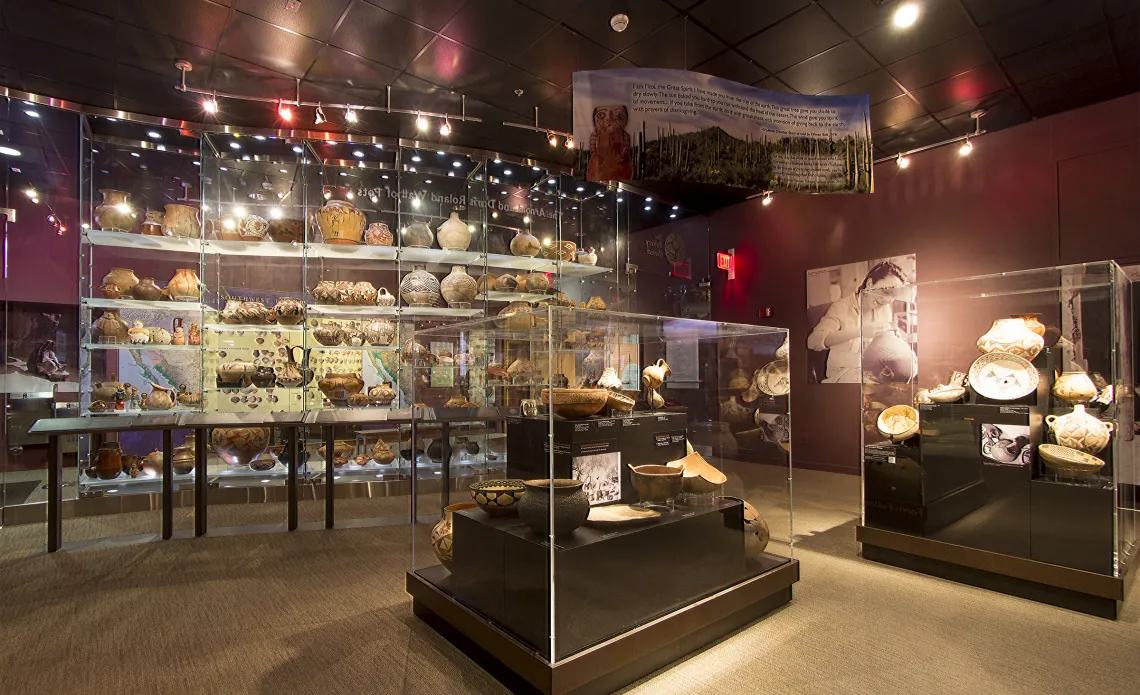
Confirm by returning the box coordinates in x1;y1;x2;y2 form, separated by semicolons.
319;439;356;467
239;214;269;242
143;384;175;410
273;297;305;325
140;210;164;236
376;287;397;307
400;265;441;307
216;360;255;387
312;280;342;305
629;465;684;506
148;326;172;344
523;272;550;293
251;366;276;388
103;267;139;297
1045;404;1113;454
431;502;477;570
976;317;1044;360
517;479;590;537
540;388;609;419
313;324;344;346
363;318;396;346
95;441;123;479
172;434;197;475
510;229;541;257
132;278;165;301
542;239;575;261
877;404;919;443
267;218;304;243
318;372;364;405
95;190;137;232
576;247;597;266
93;309;130;343
437;211;472;251
210;427;270;467
1053;370;1098;404
372;438;396;465
351;281;378;306
440;265;478;308
470;479;526;517
368;381;397;406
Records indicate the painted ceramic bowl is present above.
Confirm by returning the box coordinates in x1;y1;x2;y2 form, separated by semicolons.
470;479;526;517
877;404;919;442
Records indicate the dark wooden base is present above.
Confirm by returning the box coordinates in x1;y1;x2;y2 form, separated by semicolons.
858;525;1131;619
406;559;799;695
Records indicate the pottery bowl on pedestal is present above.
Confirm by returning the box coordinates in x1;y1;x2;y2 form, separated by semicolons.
628;465;684;506
470;479;526;517
540;388;608;419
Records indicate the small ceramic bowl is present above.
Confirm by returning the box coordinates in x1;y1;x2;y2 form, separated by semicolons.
470;479;526;517
629;465;684;505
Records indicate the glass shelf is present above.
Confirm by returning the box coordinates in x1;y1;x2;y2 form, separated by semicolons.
478;291;550;303
307;345;399;352
205;240;303;257
204;323;305;332
84;298;207;312
84;229;202;254
307;244;398;261
82;343;200;351
307;304;399;317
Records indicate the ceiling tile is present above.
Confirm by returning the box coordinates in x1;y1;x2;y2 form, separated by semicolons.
217;12;324;79
510;26;614;88
601;55;639;71
911;63;1010;113
538;87;572;132
871;94;927;129
738;5;847;73
980;0;1105;58
53;0;118;18
874;114;941;149
692;50;768;85
936;91;1028;130
331;1;436;69
961;0;1053;26
856;3;974;65
466;65;561;113
118;0;231;51
817;0;962;36
116;23;216;79
3;0;117;60
18;73;116;109
1105;0;1137;18
620;16;726;70
515;0;586;21
4;35;116;89
389;72;462;111
690;0;810;47
363;0;469;31
115;63;203;112
752;76;797;93
563;0;678;54
1001;24;1115;85
404;37;504;90
933;88;1018;120
886;32;995;91
776;41;877;94
820;69;904;104
234;0;354;42
207;53;295;101
442;0;555;61
1020;58;1129;116
305;46;399;95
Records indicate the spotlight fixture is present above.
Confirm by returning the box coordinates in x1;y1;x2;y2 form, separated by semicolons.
523;215;531;224
416;115;429;132
893;3;919;28
959;138;973;156
576;186;585;192
762;192;773;206
896;153;910;169
548;133;559;147
411;155;422;162
314;104;326;125
278;100;293;122
491;211;499;219
345;106;358;124
439;119;452;137
346;191;354;200
565;136;575;149
453;161;462;168
24;188;37;199
202;97;218;114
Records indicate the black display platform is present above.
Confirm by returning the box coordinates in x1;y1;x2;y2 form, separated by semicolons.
446;498;785;660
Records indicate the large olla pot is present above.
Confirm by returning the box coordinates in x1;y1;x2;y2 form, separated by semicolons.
431;502;476;570
400;265;441;307
440;265;477;308
318;372;364;406
315;199;366;244
436;211;472;251
1045;404;1114;454
517;479;590;537
102;267;140;297
162;204;200;238
403;221;434;249
210;427;270;467
166;269;201;302
95;189;137;232
976;317;1044;360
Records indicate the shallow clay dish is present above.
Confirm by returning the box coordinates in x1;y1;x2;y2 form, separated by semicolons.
585;504;661;527
877;404;919;443
540;388;608;419
1038;444;1104;477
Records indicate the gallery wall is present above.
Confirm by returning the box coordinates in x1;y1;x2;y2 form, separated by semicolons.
709;93;1140;474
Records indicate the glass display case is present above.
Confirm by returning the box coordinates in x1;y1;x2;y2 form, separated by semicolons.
858;261;1136;617
406;307;796;693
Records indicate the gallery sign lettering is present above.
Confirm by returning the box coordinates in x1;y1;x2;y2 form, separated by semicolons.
573;68;873;194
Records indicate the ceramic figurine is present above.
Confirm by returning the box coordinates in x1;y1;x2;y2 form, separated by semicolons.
162;204;200;238
365;222;393;246
440;266;478;308
94;190;136;232
140;210;164;236
400;265;441;307
576;247;598;266
510;229;541;257
128;321;151;344
315;199;366;244
977;317;1044;360
436;211;473;251
403;221;434;249
188;323;201;345
103;268;140;297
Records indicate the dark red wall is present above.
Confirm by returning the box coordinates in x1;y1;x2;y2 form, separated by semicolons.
710;93;1140;474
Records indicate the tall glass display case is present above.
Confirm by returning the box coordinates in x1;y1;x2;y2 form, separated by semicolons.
407;307;796;694
858;261;1136;617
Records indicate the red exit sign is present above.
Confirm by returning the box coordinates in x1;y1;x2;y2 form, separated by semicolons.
716;250;735;279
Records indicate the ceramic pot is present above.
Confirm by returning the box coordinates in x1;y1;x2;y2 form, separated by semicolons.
212;218;242;241
864;331;918;382
98;282;122;299
216;360;255;387
642;359;671;390
436;212;472;251
251;366;276;388
542;240;576;261
319;439;355;467
400;265;441;307
93;310;130;343
487;231;509;255
278;346;312;387
376;287;396;307
977;318;1044;360
365;222;393;246
736;498;771;556
172;434;196;475
318;372;364;406
510;229;541;257
597;367;623;392
140;210;164;236
440;266;477;308
1012;313;1046;337
540;388;609;419
629;464;684;506
351;281;378;306
162;204;200;238
210;427;270;467
368;382;397;406
403;221;434;249
312;280;341;305
470;480;526;517
517;479;590;537
493;274;519;292
103;268;139;297
238;214;269;242
576;247;598;266
166;269;201;302
363;318;396;346
146;326;172;345
218;299;243;324
267;218;304;243
497;301;535;331
523;272;550;293
313;324;344;346
372;438;396;464
1046;404;1114;454
272;297;305;325
344;327;365;346
431;502;477;570
1053;371;1098;404
315;199;366;244
333;281;355;306
128;320;151;344
586;296;607;311
144;449;163;477
95;441;123;480
877;404;920;442
143;384;175;410
236;300;271;324
1039;444;1105;478
131;278;165;302
727;368;750;391
95;190;136;232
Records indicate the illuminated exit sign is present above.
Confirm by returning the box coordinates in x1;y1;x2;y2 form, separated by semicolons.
717;249;735;280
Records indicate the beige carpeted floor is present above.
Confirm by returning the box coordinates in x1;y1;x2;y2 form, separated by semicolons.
0;469;1137;695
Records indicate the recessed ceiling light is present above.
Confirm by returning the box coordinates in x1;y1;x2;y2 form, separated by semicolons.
425;179;432;184
292;146;303;154
452;161;462;167
253;135;266;140
0;146;21;157
672;205;679;210
448;171;455;177
229;142;241;150
670;214;677;218
279;168;288;173
411;155;421;162
339;171;348;176
353;150;365;157
644;206;651;211
437;150;445;155
106;117;117;122
493;158;502;164
645;197;652;202
374;143;383;149
192;161;201;166
532;166;540;171
220;166;228;171
382;174;389;179
576;186;584;192
24;110;39;118
130;152;141;158
504;169;512;175
146;131;161;139
893;3;919;28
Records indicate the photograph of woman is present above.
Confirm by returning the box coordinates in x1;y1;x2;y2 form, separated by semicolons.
806;256;916;384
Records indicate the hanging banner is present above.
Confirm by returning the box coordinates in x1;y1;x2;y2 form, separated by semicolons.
573;68;873;193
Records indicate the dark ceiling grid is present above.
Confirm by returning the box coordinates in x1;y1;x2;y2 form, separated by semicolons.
952;0;1034;131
